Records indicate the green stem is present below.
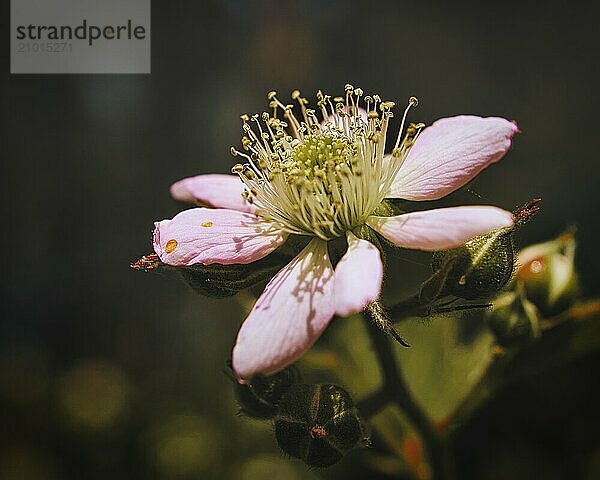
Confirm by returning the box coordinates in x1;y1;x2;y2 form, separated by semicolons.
362;312;452;479
355;387;389;419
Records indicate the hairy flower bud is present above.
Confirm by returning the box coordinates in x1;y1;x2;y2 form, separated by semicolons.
274;383;366;467
234;366;301;420
516;229;579;317
431;226;515;300
430;199;540;301
486;291;540;347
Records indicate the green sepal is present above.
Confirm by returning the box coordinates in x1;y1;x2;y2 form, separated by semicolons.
431;228;516;300
274;383;366;468
327;235;349;267
234;365;302;420
371;200;396;217
486;290;540;347
371;198;409;217
516;229;580;317
419;254;460;305
352;224;386;265
173;258;284;298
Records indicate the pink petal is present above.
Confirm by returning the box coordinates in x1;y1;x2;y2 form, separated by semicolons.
334;232;383;317
367;206;514;251
170;174;255;213
388;116;519;200
232;239;335;380
153;207;286;266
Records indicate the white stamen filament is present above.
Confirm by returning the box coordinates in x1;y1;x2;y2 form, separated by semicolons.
231;86;423;240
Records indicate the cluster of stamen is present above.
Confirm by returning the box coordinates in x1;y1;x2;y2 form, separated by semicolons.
230;84;422;240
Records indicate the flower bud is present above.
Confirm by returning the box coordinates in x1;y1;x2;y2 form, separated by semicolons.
516;229;579;317
234;366;301;420
274;383;366;467
431;226;515;300
486;291;540;347
430;199;541;301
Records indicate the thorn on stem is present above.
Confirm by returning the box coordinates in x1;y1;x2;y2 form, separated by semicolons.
366;302;411;348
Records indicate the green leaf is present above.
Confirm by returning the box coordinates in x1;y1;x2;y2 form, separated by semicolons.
450;300;600;428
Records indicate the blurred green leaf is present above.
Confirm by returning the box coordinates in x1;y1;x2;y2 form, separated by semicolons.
450;300;600;428
394;315;495;422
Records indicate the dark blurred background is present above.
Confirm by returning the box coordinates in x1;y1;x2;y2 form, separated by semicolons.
2;1;599;479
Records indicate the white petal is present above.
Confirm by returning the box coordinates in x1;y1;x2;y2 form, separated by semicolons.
388;116;519;200
170;174;255;213
334;232;383;317
232;239;335;380
153;207;286;266
367;206;514;251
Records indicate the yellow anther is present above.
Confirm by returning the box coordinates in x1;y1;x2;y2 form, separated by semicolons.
267;91;277;100
409;96;419;107
201;221;214;228
241;137;252;150
291;90;301;99
230;146;238;156
240;114;249;122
